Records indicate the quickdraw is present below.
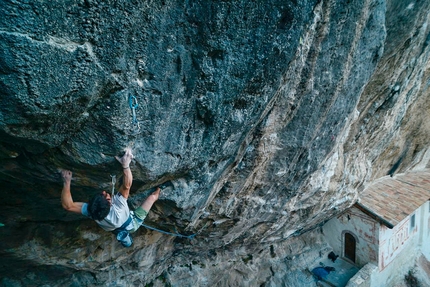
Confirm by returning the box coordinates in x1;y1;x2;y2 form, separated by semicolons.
110;174;116;197
128;95;140;130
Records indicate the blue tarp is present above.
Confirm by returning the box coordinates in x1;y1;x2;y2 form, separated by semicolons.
311;267;330;279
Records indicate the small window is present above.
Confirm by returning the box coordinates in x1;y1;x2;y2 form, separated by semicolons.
410;214;415;230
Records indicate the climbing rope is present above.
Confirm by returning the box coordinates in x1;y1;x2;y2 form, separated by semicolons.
128;95;140;130
110;174;116;197
141;223;196;240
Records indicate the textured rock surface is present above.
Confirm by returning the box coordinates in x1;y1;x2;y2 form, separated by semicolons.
0;0;429;286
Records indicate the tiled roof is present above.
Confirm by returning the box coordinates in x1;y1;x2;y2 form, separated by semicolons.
356;169;430;228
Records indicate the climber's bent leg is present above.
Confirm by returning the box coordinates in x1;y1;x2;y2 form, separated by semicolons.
140;188;160;212
129;189;160;233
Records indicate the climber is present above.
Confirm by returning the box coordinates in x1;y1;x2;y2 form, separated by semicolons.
60;148;160;246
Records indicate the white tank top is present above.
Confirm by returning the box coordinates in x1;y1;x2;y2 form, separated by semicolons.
82;193;131;231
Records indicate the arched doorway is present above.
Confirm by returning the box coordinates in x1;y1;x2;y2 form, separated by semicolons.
344;232;356;263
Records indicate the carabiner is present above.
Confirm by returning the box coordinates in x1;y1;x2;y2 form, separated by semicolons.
129;95;139;109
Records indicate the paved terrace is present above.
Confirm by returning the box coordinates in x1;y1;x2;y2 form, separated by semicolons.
310;256;359;287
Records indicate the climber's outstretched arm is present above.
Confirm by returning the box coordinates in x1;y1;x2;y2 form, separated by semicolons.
61;170;84;214
115;148;133;199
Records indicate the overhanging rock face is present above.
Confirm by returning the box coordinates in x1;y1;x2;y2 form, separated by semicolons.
1;0;429;286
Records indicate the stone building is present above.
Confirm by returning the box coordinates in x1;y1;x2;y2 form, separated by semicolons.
323;170;430;286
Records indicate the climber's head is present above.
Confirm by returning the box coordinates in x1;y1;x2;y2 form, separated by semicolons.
88;191;111;220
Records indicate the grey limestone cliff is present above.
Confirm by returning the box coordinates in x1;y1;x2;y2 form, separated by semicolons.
0;0;429;286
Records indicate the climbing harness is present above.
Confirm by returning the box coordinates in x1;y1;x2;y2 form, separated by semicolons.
141;223;196;240
128;95;140;130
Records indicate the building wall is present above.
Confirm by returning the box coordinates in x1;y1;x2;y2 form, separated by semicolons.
420;200;430;261
323;201;430;287
371;202;428;287
378;203;425;271
323;206;379;267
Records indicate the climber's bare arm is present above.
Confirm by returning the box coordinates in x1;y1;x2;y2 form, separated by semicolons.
115;148;133;199
61;170;84;214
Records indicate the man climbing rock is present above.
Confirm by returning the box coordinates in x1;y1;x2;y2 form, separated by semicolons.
61;148;160;246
